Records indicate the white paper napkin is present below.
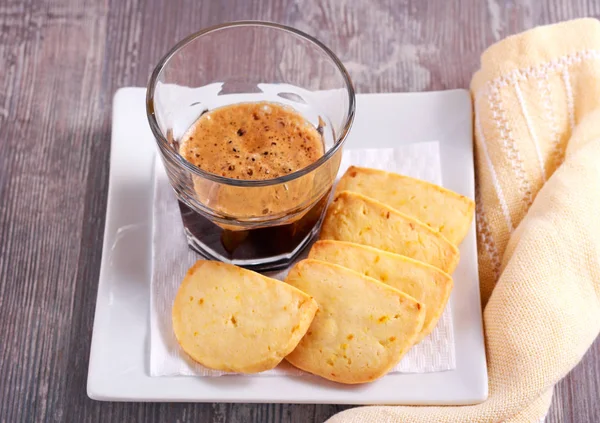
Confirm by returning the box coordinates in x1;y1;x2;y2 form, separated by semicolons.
150;142;456;377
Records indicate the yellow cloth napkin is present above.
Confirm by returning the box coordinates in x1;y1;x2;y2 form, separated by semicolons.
328;18;600;423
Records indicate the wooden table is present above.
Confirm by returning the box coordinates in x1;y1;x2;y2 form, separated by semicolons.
1;0;599;421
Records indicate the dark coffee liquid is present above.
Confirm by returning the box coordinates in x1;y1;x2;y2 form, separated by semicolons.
177;102;328;269
178;189;330;270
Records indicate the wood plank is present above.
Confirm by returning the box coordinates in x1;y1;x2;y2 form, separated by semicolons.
0;0;109;422
0;0;598;422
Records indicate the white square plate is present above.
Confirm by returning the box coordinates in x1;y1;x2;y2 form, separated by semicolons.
87;87;487;404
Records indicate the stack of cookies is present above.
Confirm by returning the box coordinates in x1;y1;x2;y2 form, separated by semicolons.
172;166;474;384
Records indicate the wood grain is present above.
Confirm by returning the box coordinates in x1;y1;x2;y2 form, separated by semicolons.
0;0;598;422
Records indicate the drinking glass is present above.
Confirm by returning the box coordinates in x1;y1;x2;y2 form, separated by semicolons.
146;21;355;270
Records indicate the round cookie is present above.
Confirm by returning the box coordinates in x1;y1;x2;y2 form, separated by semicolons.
284;259;426;384
172;260;318;373
309;240;453;344
320;191;460;274
335;166;475;245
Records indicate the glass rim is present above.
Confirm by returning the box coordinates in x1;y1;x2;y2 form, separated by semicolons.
146;20;356;187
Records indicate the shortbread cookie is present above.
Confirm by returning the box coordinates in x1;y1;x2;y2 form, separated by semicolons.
320;191;459;273
309;240;453;343
172;260;318;373
336;166;475;245
284;259;425;384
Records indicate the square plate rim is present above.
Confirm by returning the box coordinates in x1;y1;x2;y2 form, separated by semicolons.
87;87;488;405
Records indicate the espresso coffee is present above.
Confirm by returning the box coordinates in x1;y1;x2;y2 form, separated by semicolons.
178;102;330;269
179;102;324;179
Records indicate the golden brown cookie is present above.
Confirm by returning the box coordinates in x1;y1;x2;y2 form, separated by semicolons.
320;191;459;273
284;259;425;384
309;240;453;343
336;166;474;245
172;260;318;373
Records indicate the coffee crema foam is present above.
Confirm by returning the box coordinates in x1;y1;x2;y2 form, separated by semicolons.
179;102;324;180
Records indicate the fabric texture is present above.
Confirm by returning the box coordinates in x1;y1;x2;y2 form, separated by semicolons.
328;18;600;423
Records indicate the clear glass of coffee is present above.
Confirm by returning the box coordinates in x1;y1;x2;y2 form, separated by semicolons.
146;21;355;271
